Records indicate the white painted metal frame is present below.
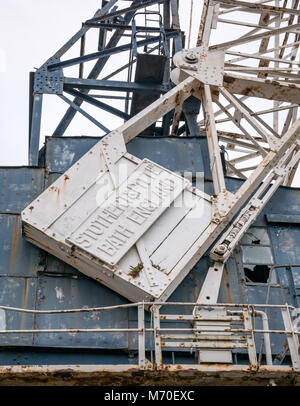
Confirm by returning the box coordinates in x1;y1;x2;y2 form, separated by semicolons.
197;0;300;186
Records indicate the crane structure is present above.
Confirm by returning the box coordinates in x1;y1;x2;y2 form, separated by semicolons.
18;0;300;370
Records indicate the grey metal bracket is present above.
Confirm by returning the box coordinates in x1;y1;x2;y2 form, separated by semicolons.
34;58;64;95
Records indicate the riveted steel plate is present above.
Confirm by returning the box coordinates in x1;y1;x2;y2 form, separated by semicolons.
173;46;224;87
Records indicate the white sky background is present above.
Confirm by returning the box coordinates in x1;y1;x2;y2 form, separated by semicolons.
0;0;299;185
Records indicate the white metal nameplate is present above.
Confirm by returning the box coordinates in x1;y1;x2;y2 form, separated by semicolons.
66;159;189;266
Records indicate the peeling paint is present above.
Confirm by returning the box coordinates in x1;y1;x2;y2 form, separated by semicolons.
55;287;65;303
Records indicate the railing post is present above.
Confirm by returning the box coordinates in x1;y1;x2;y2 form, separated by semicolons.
281;305;300;372
242;307;258;369
152;305;162;369
138;303;146;370
254;311;272;366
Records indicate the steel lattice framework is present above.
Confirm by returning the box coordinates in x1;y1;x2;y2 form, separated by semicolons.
197;0;300;187
28;0;183;165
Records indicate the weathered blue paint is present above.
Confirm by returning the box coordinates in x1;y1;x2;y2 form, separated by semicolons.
0;168;45;213
270;227;300;284
45;136;206;175
47;31;178;71
45;136;100;173
266;214;300;224
29;94;43;166
0;347;139;366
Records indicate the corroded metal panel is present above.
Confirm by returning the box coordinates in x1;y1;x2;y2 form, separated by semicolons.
0;214;41;277
0;348;135;366
0;168;45;213
45;137;100;173
45;136;206;176
128;137;206;178
34;276;130;349
22;133;213;302
0;277;36;346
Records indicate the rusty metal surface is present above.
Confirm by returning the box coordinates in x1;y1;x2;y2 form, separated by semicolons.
0;277;36;346
0;364;298;386
223;75;300;105
0;214;41;277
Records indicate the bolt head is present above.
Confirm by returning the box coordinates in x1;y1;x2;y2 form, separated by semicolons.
215;244;227;255
184;51;198;64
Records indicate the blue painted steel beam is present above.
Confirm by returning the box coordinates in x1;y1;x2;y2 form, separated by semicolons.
58;94;110;133
64;88;130;120
53;0;142;137
63;77;169;93
79;25;86;79
89;95;131;100
28;72;35;148
28;0;121;164
29;94;43;166
184;113;202;136
98;0;110;51
85;22;179;33
48;31;179;71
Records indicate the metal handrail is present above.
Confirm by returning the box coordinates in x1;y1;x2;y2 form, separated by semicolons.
0;301;297;314
0;302;299;371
